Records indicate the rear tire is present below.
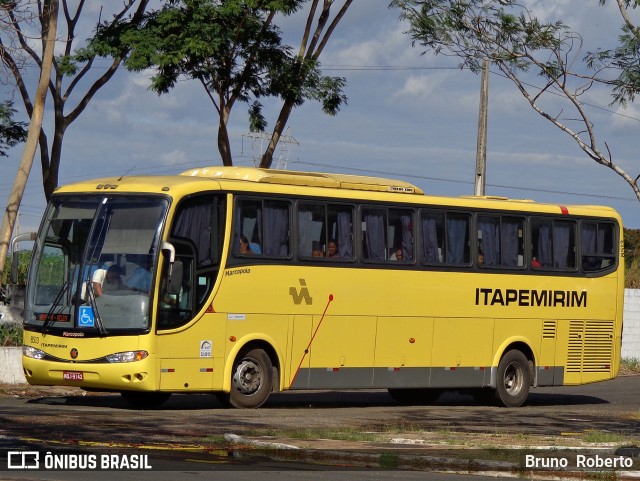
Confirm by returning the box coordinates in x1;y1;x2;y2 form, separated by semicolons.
495;350;531;407
229;348;273;409
120;391;171;408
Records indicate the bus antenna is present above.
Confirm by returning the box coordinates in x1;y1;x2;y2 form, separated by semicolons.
118;165;137;181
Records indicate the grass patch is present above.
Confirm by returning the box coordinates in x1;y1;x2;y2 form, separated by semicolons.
378;452;400;468
224;426;382;443
0;323;22;346
621;357;640;374
582;430;629;444
284;427;380;442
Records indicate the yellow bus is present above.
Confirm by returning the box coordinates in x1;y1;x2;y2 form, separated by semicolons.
15;167;624;408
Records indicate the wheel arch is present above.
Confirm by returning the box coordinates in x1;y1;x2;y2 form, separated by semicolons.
223;336;282;392
491;339;536;388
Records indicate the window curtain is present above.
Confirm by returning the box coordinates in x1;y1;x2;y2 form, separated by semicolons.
298;207;313;257
479;219;500;266
234;204;242;254
173;201;212;267
537;224;552;267
400;213;414;261
446;217;467;263
597;226;607;254
553;223;571;268
581;223;598;270
364;210;386;260
422;215;440;263
255;204;263;248
337;211;353;258
501;220;520;267
583;224;597;253
263;202;289;256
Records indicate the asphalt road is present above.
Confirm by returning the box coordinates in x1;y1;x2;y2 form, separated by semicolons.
0;375;639;480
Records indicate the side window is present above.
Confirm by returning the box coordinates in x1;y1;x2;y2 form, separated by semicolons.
297;203;354;260
235;198;290;257
581;221;616;272
172;195;225;268
477;215;524;268
389;209;414;262
159;195;226;330
362;207;386;261
531;218;577;271
361;207;414;262
421;210;470;265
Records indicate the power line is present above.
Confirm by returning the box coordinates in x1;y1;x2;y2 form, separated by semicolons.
287;159;638;203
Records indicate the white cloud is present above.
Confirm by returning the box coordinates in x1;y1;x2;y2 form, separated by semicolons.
611;104;640;132
157;149;189;165
393;74;448;101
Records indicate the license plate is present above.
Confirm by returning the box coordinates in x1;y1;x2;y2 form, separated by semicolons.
63;371;83;381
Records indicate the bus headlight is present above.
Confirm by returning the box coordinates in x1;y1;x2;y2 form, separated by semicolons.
23;346;46;360
106;351;149;363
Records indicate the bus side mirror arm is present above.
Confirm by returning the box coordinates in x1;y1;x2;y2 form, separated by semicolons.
162;241;175;273
161;241;182;296
10;232;36;284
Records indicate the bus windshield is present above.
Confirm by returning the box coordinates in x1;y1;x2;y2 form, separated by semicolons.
25;195;169;334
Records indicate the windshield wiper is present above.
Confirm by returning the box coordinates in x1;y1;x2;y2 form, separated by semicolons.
42;281;70;333
85;281;108;337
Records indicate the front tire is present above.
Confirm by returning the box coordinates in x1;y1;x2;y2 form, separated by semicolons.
495;350;531;407
229;348;273;409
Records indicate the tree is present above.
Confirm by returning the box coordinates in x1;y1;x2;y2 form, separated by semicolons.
0;0;151;290
0;101;27;157
0;0;150;201
103;0;351;167
0;0;58;295
259;0;352;168
390;0;640;201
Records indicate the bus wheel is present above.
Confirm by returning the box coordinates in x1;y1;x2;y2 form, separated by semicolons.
388;388;441;405
229;348;273;409
495;350;531;407
120;391;171;408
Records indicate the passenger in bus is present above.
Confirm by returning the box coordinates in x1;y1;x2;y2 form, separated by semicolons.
239;235;254;254
312;241;324;257
390;247;403;261
531;257;542;268
327;240;339;258
127;259;153;293
92;264;123;297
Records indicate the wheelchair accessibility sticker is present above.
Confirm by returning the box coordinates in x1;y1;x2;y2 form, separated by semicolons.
78;306;95;328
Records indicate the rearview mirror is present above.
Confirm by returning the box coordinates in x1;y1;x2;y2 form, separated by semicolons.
166;260;183;296
10;232;36;284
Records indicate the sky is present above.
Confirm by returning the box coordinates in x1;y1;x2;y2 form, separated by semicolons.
2;0;640;236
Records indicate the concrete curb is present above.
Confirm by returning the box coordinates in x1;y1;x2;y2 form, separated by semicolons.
0;347;25;384
224;433;640;479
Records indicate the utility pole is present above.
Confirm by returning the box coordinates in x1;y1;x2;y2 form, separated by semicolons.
474;59;489;196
